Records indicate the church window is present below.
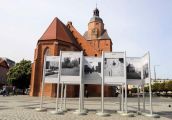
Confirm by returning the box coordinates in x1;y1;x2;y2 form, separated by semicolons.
92;28;97;35
44;47;50;56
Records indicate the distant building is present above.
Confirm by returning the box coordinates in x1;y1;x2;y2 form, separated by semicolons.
151;79;172;84
30;8;113;97
128;79;172;90
0;57;15;87
3;58;15;68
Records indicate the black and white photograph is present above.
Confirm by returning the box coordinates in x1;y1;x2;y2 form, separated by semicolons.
143;63;149;79
83;57;101;81
61;57;80;76
126;58;142;79
142;53;149;79
104;58;124;77
45;59;59;78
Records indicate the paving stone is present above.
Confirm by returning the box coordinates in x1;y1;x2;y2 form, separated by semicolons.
0;96;171;120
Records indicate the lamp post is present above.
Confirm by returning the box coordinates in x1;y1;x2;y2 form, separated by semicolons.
153;65;159;81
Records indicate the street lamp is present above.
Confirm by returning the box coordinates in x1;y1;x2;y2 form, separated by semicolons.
154;65;160;81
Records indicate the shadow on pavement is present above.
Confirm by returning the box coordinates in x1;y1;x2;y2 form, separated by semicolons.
156;111;172;119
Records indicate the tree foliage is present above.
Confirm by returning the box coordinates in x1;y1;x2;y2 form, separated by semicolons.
131;88;137;93
144;86;149;92
7;59;31;89
144;81;172;95
159;82;165;92
152;83;160;93
167;81;172;91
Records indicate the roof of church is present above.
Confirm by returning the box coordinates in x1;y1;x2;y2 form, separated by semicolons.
67;22;100;56
83;29;111;40
90;16;103;23
39;17;79;46
89;8;103;23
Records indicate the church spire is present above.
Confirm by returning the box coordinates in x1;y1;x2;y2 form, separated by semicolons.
93;7;99;17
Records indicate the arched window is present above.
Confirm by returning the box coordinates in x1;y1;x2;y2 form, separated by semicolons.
44;47;50;56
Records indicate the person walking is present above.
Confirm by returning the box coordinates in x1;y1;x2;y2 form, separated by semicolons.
2;85;7;96
85;89;88;98
12;86;17;95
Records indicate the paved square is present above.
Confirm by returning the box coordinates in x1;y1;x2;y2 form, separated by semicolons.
0;96;171;120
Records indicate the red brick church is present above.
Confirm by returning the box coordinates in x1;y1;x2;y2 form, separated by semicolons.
30;8;113;97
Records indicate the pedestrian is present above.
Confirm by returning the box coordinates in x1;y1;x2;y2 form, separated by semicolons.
85;89;88;98
13;86;16;95
2;85;7;96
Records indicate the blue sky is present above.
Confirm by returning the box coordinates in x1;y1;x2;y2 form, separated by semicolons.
0;0;172;79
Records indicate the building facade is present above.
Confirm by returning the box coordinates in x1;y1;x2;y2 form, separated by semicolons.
0;57;15;87
30;8;113;97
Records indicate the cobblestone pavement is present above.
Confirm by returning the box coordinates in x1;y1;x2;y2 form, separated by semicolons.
0;96;171;120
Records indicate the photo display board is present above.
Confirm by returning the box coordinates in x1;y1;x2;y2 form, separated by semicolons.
126;57;143;85
104;52;126;84
126;57;142;80
142;53;150;83
60;51;82;84
126;53;150;85
83;57;102;84
44;56;60;83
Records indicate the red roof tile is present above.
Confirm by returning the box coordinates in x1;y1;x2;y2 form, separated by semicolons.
39;17;79;46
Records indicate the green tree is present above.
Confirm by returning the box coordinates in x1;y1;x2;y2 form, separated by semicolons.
159;82;165;93
144;86;149;92
167;81;172;92
7;60;31;91
163;81;169;94
131;88;137;93
152;83;160;93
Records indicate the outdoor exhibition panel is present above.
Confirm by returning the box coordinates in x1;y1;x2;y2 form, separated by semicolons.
44;56;60;83
142;52;150;84
126;57;143;85
83;57;102;85
36;55;61;112
126;52;150;85
104;52;126;85
60;51;83;84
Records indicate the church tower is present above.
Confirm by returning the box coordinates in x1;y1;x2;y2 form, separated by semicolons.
30;8;114;98
84;8;112;54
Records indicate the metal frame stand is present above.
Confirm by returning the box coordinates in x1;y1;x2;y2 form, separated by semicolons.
74;51;87;115
120;83;134;117
143;52;160;118
137;86;141;115
96;51;110;117
49;83;63;114
50;51;64;114
63;84;68;112
35;56;47;112
117;84;124;114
